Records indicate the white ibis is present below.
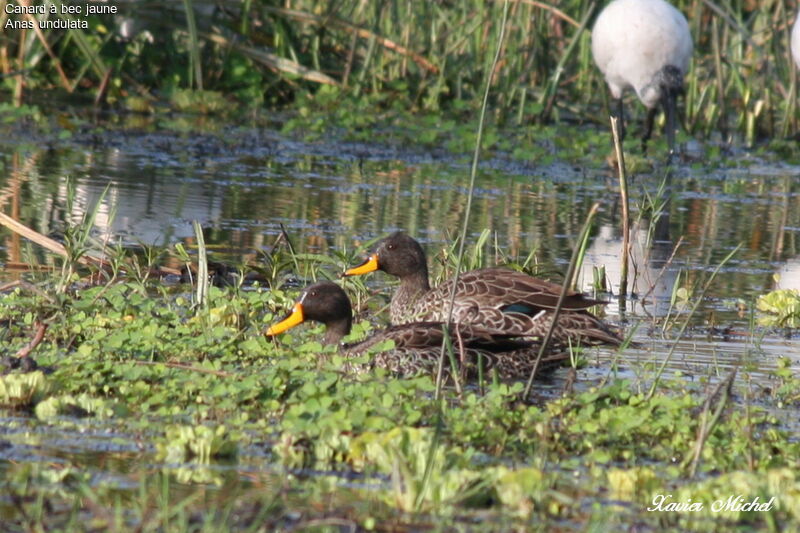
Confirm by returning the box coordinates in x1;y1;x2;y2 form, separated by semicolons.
791;10;800;69
591;0;693;154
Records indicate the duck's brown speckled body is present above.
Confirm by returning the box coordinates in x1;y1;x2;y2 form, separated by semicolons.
344;232;625;347
266;281;567;380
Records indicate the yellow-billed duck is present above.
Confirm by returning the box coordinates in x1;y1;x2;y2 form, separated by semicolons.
343;232;625;347
266;281;567;380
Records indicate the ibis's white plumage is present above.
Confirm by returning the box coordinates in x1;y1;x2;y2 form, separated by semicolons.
791;11;800;70
592;0;692;107
592;0;692;152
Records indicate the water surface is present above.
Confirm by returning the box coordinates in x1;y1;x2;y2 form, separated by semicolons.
2;114;800;520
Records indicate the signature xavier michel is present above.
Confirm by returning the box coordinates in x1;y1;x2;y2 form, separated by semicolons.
648;494;776;513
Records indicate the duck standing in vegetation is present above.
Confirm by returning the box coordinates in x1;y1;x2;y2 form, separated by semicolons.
343;233;625;348
591;0;692;154
266;281;568;380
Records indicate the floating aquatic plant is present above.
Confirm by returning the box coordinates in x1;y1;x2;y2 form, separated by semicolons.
166;464;226;486
492;466;554;518
348;427;487;512
156;424;240;464
757;289;800;328
0;371;51;409
34;394;121;420
607;467;658;503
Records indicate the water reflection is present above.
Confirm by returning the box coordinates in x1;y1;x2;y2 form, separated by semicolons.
578;222;679;317
2;126;800;323
775;256;800;291
55;169;223;246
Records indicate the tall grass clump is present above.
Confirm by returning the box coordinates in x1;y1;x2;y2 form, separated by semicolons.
1;1;799;141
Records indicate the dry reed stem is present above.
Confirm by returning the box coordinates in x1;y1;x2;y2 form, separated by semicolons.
14;321;48;359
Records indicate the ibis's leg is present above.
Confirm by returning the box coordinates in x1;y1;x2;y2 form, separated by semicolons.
642;106;658;154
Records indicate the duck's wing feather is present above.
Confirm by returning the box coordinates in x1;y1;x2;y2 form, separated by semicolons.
345;321;511;353
343;320;575;379
406;268;624;345
427;267;605;316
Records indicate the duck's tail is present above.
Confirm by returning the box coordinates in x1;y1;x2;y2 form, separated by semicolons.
540;311;633;348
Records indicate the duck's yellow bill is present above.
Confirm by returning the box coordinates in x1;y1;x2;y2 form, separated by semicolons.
344;254;379;276
266;303;305;336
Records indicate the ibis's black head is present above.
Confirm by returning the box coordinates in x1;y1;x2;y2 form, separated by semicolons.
656;64;685;98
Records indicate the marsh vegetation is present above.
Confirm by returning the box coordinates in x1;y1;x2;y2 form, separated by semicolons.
2;1;800;531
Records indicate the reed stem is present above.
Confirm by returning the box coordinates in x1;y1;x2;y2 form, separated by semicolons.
611;116;630;314
434;0;511;400
522;202;600;403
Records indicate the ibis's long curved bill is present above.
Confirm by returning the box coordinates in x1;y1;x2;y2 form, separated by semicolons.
266;303;305;336
343;254;380;276
664;91;677;157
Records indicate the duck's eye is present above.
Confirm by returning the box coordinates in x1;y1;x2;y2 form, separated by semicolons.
309;290;317;297
387;244;395;250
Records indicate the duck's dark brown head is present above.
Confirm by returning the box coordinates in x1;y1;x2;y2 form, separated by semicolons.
266;281;352;344
344;232;429;283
